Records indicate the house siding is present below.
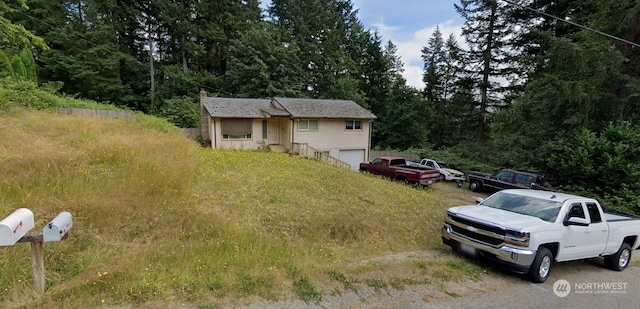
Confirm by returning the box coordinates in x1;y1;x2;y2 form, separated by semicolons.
200;93;376;166
207;117;298;152
212;118;268;150
293;119;372;159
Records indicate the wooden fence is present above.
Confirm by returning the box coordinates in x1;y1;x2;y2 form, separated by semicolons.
56;107;136;121
57;107;206;141
180;128;201;139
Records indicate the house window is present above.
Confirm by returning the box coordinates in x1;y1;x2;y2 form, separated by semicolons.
298;119;318;131
346;120;362;130
222;118;252;140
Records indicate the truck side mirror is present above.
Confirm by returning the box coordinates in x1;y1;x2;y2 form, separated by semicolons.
0;208;35;246
563;217;589;227
43;211;73;242
475;198;484;204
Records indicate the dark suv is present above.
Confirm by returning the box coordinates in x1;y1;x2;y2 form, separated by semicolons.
466;169;552;193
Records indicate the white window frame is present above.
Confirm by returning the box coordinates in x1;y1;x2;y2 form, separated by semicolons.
221;118;253;140
345;120;362;131
298;119;318;131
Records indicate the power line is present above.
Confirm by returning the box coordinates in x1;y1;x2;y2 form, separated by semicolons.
499;0;640;48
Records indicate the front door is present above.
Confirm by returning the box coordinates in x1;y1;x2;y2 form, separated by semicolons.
559;203;589;260
558;202;607;261
267;119;279;145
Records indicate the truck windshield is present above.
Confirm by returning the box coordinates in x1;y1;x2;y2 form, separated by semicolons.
481;192;562;222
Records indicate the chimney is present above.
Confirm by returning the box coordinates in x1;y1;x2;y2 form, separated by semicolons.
199;89;209;140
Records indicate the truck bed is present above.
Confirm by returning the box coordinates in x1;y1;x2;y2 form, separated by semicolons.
602;206;640;222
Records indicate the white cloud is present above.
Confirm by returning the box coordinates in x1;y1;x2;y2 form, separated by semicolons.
403;65;424;89
373;20;464;90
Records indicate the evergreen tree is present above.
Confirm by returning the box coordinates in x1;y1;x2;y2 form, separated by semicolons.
12;0;145;108
586;0;640;120
369;40;430;150
0;49;13;77
455;0;516;140
422;27;474;148
225;22;303;98
188;0;262;76
375;76;428;150
0;0;47;49
268;0;367;100
421;27;447;148
9;54;25;79
359;35;394;147
371;40;405;148
20;47;36;82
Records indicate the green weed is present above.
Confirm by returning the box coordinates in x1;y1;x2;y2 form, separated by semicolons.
292;276;322;304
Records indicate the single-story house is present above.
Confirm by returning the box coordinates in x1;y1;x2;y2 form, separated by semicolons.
199;90;377;170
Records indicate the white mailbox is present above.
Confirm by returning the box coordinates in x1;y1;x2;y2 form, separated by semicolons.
43;211;73;242
0;208;35;246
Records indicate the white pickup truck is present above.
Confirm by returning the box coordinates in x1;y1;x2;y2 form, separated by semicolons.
442;189;640;283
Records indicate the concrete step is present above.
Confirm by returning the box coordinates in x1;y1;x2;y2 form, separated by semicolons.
268;145;287;153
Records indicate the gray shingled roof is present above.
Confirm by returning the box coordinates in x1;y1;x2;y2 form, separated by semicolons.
273;97;377;119
203;97;288;118
202;97;376;119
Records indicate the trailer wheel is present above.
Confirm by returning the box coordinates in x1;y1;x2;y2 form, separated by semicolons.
529;247;553;283
604;243;631;271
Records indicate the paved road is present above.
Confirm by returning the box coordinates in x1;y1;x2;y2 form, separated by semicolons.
234;252;640;309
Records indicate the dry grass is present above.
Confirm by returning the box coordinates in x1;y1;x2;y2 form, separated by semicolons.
0;108;489;308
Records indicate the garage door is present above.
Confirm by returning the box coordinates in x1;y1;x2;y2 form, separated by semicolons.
339;149;365;171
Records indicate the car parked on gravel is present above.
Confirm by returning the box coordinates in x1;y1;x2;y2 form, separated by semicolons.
442;189;640;283
359;156;440;187
419;158;465;182
466;169;552;192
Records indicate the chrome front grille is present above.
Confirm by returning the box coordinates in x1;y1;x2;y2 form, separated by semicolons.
446;213;506;247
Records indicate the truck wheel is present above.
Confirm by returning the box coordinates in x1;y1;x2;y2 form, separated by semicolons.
529;247;553;283
439;174;445;182
604;243;632;271
469;181;482;192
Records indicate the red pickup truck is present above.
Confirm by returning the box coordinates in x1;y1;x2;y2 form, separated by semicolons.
359;156;440;187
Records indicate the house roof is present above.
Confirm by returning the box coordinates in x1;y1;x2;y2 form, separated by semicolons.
202;97;289;118
201;96;376;120
273;97;377;119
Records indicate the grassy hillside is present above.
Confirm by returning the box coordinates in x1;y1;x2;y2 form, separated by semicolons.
0;106;490;308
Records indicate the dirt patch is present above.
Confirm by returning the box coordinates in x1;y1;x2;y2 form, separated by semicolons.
347;249;447;267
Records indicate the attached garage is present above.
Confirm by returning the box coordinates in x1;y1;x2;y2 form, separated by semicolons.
339;149;366;171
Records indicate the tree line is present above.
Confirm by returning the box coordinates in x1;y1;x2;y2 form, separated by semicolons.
2;0;640;212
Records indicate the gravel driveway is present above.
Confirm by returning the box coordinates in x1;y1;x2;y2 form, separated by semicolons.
231;250;640;309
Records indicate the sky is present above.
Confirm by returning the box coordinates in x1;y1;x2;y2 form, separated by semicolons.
350;0;464;89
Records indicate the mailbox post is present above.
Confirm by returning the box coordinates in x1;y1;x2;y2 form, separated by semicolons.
18;233;45;293
2;210;73;294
